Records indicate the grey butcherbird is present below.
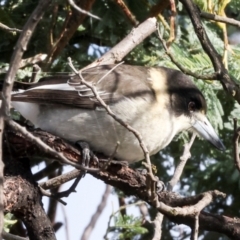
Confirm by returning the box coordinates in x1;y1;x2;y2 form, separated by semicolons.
11;64;225;164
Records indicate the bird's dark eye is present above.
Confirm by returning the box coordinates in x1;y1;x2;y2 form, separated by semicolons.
188;101;196;112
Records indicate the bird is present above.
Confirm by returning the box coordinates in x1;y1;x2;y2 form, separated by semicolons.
11;64;225;164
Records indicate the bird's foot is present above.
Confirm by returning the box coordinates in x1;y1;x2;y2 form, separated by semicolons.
155;178;166;193
75;140;99;169
136;168;165;193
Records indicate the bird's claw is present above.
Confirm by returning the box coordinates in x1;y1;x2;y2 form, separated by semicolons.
75;140;99;169
137;168;165;193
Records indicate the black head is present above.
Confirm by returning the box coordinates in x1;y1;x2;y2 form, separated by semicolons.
164;68;225;151
165;69;207;117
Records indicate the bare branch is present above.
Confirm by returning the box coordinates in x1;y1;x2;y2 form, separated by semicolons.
19;53;47;68
167;0;177;47
156;190;225;218
81;185;111;240
157;25;217;80
0;22;21;33
200;11;240;28
114;0;138;26
191;214;199;240
0;1;53;237
179;0;240;104
6;119;99;172
68;0;100;20
85;17;157;68
5;128;238;238
69;59;156;185
168;133;196;191
39;169;82;189
39;186;67;205
151;213;164;240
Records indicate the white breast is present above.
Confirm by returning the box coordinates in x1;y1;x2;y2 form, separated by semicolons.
12;94;191;163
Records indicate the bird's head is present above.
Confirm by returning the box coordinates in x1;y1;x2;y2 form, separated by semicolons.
167;69;225;151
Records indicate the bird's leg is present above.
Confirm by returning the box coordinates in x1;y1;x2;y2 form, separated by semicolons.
75;140;98;168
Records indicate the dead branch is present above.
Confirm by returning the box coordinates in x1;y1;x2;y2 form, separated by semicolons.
167;0;177;47
4;154;56;240
6;120;99;172
151;212;164;240
46;0;97;64
200;11;240;28
168;133;196;191
0;1;53;237
85;17;157;68
68;0;100;20
81;185;111;240
69;59;156;191
39;169;82;189
0;22;21;33
5;127;239;239
114;0;138;26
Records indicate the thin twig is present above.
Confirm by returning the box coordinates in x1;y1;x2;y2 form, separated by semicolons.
151;212;164;240
68;0;101;20
191;213;199;240
167;0;177;47
30;64;41;83
81;185;111;240
60;204;70;240
54;173;84;198
233;118;240;172
156;190;225;217
103;201;145;239
0;22;21;33
179;0;240;104
68;58;156;183
39;169;82;189
39;186;67;205
114;0;138;26
157;25;217;80
200;11;240;28
168;133;196;191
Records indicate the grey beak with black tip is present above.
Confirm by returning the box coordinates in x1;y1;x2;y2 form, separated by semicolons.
192;113;225;151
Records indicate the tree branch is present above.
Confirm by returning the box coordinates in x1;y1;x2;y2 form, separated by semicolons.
85;17;157;68
5;127;240;239
179;0;240;104
200;11;240;28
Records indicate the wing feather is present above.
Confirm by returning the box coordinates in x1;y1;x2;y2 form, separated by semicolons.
12;64;155;109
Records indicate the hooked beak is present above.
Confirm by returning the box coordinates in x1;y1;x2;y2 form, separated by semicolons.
192;113;225;151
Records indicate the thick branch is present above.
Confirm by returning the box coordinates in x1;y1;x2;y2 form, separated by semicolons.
3;155;56;240
86;17;157;67
5;127;240;239
0;1;52;238
179;0;240;104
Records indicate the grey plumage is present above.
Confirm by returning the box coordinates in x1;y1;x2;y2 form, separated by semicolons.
11;64;225;162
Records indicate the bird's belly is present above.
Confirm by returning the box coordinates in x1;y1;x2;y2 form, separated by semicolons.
12;102;176;163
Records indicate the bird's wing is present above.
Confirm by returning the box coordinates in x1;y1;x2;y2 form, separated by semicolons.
12;65;155;109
